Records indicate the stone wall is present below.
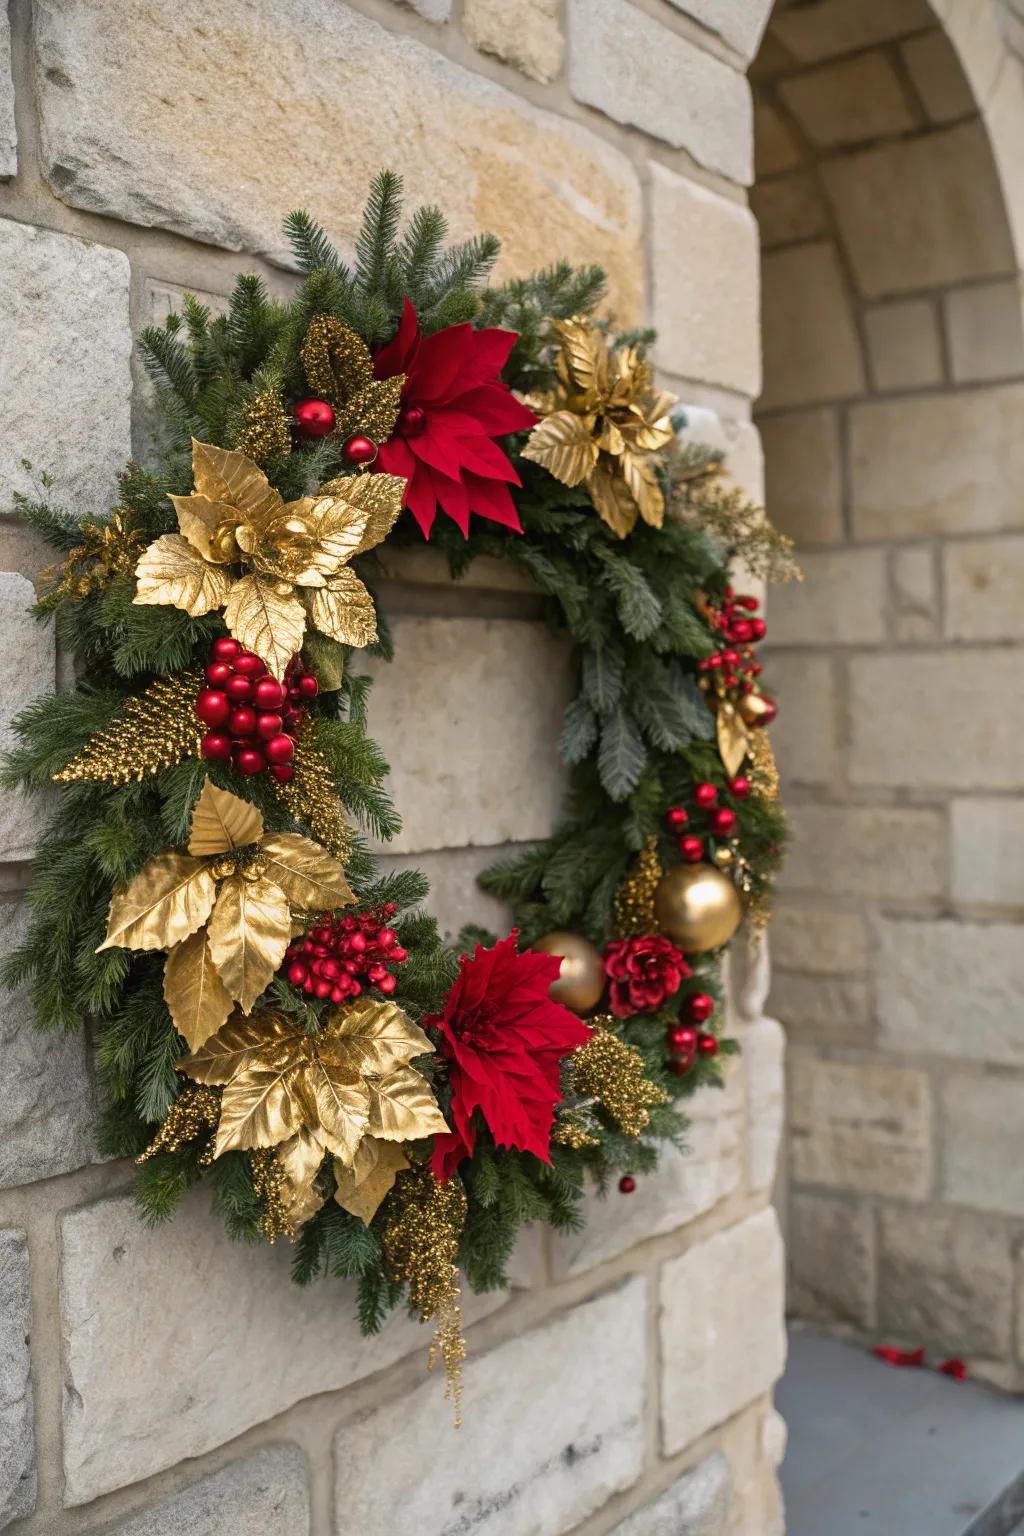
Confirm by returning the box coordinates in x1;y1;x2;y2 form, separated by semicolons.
755;0;1024;1389
0;1;787;1532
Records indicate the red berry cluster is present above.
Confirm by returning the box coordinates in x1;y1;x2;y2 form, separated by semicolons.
195;641;319;781
665;777;750;863
666;991;719;1074
284;905;408;1004
698;588;767;695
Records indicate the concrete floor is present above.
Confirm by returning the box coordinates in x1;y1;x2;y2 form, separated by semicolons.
777;1330;1024;1536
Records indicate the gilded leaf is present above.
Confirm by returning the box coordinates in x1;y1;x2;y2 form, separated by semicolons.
179;1011;308;1086
291;494;370;582
337;471;407;557
133;534;232;616
367;1066;449;1142
259;832;354;911
323;997;432;1077
214;1059;309;1155
190;438;282;531
621;451;664;529
276;1124;328;1227
333;1137;408;1225
556;317;608;399
98;853;217;953
206;874;291;1012
521;410;597;488
224;572;307;681
307;567;378;649
163;929;234;1051
188;780;264;856
170;494;228;562
304;1056;369;1166
717;703;751;778
587;465;638;539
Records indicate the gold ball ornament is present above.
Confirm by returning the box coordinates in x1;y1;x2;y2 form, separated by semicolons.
737;691;777;729
533;930;606;1014
653;864;743;953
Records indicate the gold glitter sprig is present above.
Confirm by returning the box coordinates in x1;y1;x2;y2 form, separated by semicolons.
38;509;147;608
136;1083;221;1163
250;1147;296;1242
569;1017;667;1138
237;390;292;466
271;728;354;861
54;670;203;786
612;836;662;936
300;314;405;444
552;1109;601;1150
749;731;779;802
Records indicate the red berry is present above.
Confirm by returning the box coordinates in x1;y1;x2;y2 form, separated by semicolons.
233;652;266;678
698;1031;719;1058
399;404;426;437
378;974;397;995
211;637;242;660
730;619;753;643
729;776;751;800
292;398;335;439
693;782;717;808
283;707;302;731
750;618;767;642
685;992;715;1023
710;807;736;835
205;660;232;687
234;746;266;776
195;688;230;728
679;835;704;863
377;928;396;950
287;961;308;986
226;674;253;701
256;712;284;741
265;733;295;765
737;595;759;611
200;730;232;763
618;1175;636;1194
229;706;257;737
666;806;689;830
721;649;740;667
670;1055;695;1076
314;978;332;1000
270;763;294;784
253;677;285;710
298;674;319;700
343;435;377;466
668;1024;698;1052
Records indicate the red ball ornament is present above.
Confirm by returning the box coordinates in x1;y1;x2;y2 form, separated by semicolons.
292;398;336;439
343;435;377;466
270;763;295;784
228;706;258;737
710;807;737;835
200;730;233;763
253;677;285;710
226;674;253;701
205;660;232;687
729;776;751;800
685;992;715;1023
698;1031;719;1058
730;618;753;643
693;782;718;808
211;637;242;661
233;652;266;678
234;745;266;776
265;732;295;765
256;711;284;741
666;806;689;830
195;688;230;728
668;1024;699;1053
670;1054;696;1077
618;1175;637;1195
297;673;319;700
750;618;767;642
679;835;705;863
399;404;426;437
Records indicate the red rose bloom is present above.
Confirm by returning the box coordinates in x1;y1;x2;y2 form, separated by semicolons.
429;932;590;1182
373;297;536;538
603;935;691;1018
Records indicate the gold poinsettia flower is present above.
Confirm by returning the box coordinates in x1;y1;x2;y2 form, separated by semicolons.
133;439;405;678
98;781;354;1050
522;317;678;539
179;997;448;1225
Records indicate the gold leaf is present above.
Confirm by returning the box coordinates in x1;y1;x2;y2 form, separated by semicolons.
304;1057;369;1167
206;874;291;1012
307;567;378;650
555;317;608;398
367;1066;449;1142
521;410;597;488
214;1059;309;1155
319;471;407;558
163;929;234;1052
190;439;282;531
717;702;751;778
98;853;217;953
188;780;264;856
587;465;638;539
276;1124;328;1227
170;494;228;562
323;996;432;1077
133;534;232;617
223;572;307;681
291;494;371;582
180;1011;308;1086
621;452;664;529
333;1137;408;1224
259;832;355;911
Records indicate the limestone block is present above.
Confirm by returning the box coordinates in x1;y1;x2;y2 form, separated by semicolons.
766;652;840;785
95;1446;310;1535
779;53;916;149
463;0;564;82
849;652;1019;789
666;0;772;60
609;1452;731;1535
902;31;976;124
0;518;59;584
759;407;843;546
939;1071;1024;1215
789;1055;932;1197
0;1231;34;1527
660;1208;786;1452
751;171;827;249
754;101;801;176
945;279;1024;383
760;243;865;410
770;905;868;976
767;548;886;646
551;1066;744;1276
331;1279;647;1536
743;1016;785;1193
779;804;946;901
864;299;943;392
375;845;513;944
945;533;1024;641
649;164;760;396
0;899;95;1186
566;0;753;186
0;220;131;515
822;124;1015;299
0;7;14;176
32;0;644;319
0;574;56;862
364;616;573;855
876;918;1024;1067
850;384;1024;539
878;1206;1013;1358
951;797;1024;907
789;1191;875;1328
394;0;451;19
771;0;949;64
769;972;871;1042
59;1188;510;1503
891;544;939;642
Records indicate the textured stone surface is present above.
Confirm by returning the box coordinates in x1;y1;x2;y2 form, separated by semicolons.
789;1055;932;1197
752;170;827;249
33;0;644;315
769;0;934;62
649;163;760;395
850;384;1024;539
770;972;871;1042
849;652;1019;789
551;1067;744;1276
743;1016;785;1193
754;101;801;176
902;30;977;125
878;1207;1013;1358
0;574;56;862
760;243;864;410
376;844;513;943
891;544;939;642
945;280;1024;383
864;299;944;392
0;220;131;515
768;548;886;646
789;1192;875;1328
59;1188;509;1503
365;616;572;854
609;1452;730;1536
0;8;15;176
463;0;564;82
822;124;1015;299
779;53;915;149
951;797;1024;907
668;0;771;60
945;534;1024;641
332;1279;646;1536
940;1072;1024;1215
767;652;839;785
660;1209;786;1452
770;905;868;976
876;919;1024;1066
96;1446;310;1535
0;1230;34;1527
780;804;945;901
759;408;843;546
567;0;753;185
0;899;95;1187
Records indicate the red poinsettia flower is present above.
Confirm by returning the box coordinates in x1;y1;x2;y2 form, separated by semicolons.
603;934;691;1018
373;297;536;538
429;932;591;1181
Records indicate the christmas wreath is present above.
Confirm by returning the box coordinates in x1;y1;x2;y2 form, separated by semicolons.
3;174;794;1413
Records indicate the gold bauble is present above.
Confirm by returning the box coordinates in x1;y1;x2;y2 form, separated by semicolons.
533;930;606;1014
653;864;743;953
737;691;777;729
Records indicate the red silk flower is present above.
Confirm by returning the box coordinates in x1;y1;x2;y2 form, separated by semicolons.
603;934;691;1018
373;298;536;538
429;932;590;1182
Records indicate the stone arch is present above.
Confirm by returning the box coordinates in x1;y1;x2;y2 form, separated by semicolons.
752;0;1024;1384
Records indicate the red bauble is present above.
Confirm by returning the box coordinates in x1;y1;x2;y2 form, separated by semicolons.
685;992;715;1023
618;1175;637;1195
679;835;705;863
693;782;718;808
253;677;284;710
297;673;319;700
195;688;230;728
710;807;736;835
256;711;284;741
270;763;294;784
698;1031;719;1058
228;706;257;737
750;618;767;641
666;805;689;830
292;398;335;439
670;1053;696;1076
234;746;266;776
200;730;233;763
398;404;426;436
211;636;242;661
205;661;232;687
233;652;265;678
226;674;253;701
265;732;295;765
343;435;377;466
729;776;751;800
668;1024;699;1053
731;618;753;643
